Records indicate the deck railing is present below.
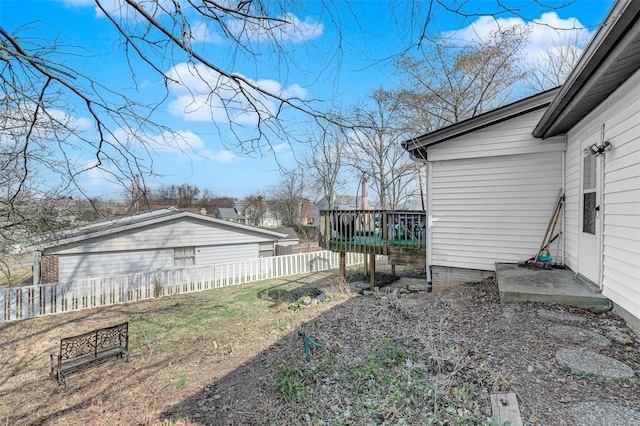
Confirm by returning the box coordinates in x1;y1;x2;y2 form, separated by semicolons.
318;209;427;254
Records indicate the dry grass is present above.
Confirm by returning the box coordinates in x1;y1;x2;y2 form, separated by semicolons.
0;266;33;287
0;270;348;425
1;264;639;425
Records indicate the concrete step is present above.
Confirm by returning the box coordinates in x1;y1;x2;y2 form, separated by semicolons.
496;263;611;311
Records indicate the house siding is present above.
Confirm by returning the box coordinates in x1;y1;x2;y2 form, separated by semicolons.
565;67;640;321
429;151;564;271
57;243;266;283
58;249;174;283
427;109;564;162
564;132;581;272
426;107;565;272
259;241;276;257
44;213;282;283
196;243;259;265
426;107;565;273
50;217;277;255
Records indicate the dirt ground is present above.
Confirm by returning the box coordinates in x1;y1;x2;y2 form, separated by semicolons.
1;268;639;425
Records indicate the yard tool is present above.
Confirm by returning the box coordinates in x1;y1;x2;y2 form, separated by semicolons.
535;193;564;263
524;191;564;270
298;330;323;362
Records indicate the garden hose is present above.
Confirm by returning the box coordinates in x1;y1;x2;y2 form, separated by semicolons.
298;330;323;362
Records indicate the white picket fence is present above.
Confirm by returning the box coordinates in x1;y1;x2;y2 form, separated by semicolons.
0;251;364;322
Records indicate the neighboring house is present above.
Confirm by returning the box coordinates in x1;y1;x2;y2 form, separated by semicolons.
33;208;286;284
233;199;246;215
233;199;281;227
299;198;316;225
271;227;300;246
260;210;281;228
235;198;312;227
216;207;246;224
403;0;640;330
272;227;301;255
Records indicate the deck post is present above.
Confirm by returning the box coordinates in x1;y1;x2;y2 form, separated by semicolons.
339;252;346;279
364;254;369;276
369;253;376;287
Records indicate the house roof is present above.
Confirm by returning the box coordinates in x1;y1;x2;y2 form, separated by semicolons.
403;0;640;153
233;199;246;213
35;208;286;250
534;0;640;138
402;88;560;154
217;207;245;220
271;227;300;241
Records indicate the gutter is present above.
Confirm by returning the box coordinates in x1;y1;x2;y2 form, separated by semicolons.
403;88;559;152
533;0;638;138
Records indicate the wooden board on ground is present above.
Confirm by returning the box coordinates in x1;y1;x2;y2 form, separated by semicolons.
491;392;523;426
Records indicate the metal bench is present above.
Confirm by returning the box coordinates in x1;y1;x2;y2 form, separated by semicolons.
50;322;130;386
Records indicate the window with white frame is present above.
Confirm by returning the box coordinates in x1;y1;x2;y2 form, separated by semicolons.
582;155;597;235
174;246;195;267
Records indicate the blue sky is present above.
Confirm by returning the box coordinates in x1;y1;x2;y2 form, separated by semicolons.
1;0;615;201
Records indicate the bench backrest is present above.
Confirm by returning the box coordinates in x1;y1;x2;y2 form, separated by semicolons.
59;322;129;361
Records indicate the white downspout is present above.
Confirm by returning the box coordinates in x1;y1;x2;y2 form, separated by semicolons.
411;151;432;293
426;160;433;293
561;138;566;267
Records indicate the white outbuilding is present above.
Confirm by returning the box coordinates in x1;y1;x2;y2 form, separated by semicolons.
33;208;286;284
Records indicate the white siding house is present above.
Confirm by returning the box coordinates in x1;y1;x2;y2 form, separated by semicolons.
35;208;286;284
405;90;565;276
403;0;640;330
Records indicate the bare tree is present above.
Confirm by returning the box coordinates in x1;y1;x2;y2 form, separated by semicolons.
0;0;585;261
301;123;348;207
521;29;590;93
345;90;422;210
196;190;233;214
153;183;200;208
268;168;307;227
242;193;268;227
395;25;530;134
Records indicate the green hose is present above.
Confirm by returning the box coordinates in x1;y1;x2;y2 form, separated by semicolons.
298;330;323;362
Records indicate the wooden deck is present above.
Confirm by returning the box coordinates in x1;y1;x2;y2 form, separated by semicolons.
318;209;427;264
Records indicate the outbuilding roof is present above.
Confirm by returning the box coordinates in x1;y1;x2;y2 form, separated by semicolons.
35;208;286;250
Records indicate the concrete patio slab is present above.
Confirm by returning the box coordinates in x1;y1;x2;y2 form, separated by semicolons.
496;263;612;311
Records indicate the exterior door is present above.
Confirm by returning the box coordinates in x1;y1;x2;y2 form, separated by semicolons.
578;132;603;286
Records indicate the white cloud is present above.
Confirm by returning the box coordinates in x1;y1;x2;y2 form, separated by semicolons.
269;143;290;154
191;21;225;44
165;62;308;124
203;149;238;163
82;159;113;184
60;0;173;21
227;12;323;43
59;0;94;6
448;12;590;47
111;127;205;153
59;1;321;45
446;12;592;79
109;127;238;164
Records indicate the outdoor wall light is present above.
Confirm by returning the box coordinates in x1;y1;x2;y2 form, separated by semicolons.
588;141;614;155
